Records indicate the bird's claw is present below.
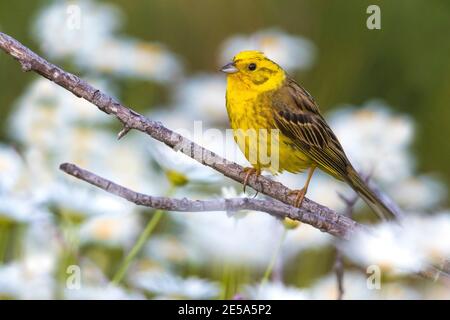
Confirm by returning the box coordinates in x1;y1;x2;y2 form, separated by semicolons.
289;188;307;208
242;167;260;193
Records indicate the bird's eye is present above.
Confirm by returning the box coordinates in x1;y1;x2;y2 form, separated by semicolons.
248;63;257;71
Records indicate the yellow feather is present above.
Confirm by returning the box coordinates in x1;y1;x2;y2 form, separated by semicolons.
225;50;310;174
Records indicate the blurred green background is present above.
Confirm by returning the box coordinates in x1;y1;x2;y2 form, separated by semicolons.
1;0;449;203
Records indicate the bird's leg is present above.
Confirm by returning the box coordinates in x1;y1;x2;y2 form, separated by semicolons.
289;165;316;207
242;167;261;193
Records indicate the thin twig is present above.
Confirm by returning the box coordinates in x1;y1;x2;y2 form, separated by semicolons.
334;192;359;300
59;163;365;240
334;249;345;300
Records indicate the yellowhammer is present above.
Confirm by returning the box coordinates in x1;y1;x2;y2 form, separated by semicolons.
221;50;395;220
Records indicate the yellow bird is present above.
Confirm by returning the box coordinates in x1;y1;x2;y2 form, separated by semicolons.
221;50;395;220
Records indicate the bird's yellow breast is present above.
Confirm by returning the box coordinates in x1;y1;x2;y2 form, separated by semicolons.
225;88;311;174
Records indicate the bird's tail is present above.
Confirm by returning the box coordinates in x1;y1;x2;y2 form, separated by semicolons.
345;167;397;221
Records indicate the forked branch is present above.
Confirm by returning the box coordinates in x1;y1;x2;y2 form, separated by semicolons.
0;31;361;240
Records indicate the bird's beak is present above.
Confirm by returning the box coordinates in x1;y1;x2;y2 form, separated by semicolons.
220;62;238;74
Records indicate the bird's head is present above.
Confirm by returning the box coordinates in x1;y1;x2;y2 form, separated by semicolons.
220;51;286;92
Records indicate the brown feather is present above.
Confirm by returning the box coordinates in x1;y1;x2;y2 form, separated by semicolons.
272;78;350;180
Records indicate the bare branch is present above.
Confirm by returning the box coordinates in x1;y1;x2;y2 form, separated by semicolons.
334;192;358;300
117;125;131;140
59;163;364;239
0;31;362;239
333;249;345;300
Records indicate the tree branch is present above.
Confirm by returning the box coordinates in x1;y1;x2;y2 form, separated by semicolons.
59;163;363;239
0;31;362;240
60;163;450;286
334;192;359;300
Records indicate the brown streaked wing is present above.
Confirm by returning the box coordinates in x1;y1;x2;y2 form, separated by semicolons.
272;78;351;179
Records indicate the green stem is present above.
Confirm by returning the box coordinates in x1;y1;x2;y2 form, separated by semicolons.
0;224;10;263
111;186;175;285
260;227;287;287
220;262;231;300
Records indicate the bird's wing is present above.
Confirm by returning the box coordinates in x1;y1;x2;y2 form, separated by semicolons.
272;78;350;179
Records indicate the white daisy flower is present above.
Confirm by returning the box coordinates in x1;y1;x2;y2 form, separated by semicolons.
220;28;316;72
401;213;450;265
0;262;55;299
144;235;191;266
343;213;450;274
388;175;446;211
0;144;24;193
245;282;309;300
129;269;220;299
9;79;72;149
65;284;143;300
79;211;140;248
79;38;182;82
173;74;227;124
45;181;134;219
0;230;59;300
173;208;283;267
9;78;114;149
329;101;415;185
34;0;182;83
342;221;424;274
0;195;49;223
34;0;121;60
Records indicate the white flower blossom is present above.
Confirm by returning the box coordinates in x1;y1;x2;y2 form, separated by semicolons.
388;175;446;211
342;213;450;274
0;262;55;299
0;144;24;193
144;235;191;266
10;79;72;149
174;207;283;267
34;0;182;82
45;182;133;218
130;269;220;299
342;222;423;274
401;213;450;265
0;223;58;299
80;38;182;82
65;285;143;300
329;101;415;185
0;195;49;223
34;0;121;60
9;78;114;149
173;74;227;124
220;28;316;72
245;282;309;300
79;211;140;248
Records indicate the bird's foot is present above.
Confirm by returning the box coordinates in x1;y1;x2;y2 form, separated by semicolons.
242;167;261;193
288;188;307;208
